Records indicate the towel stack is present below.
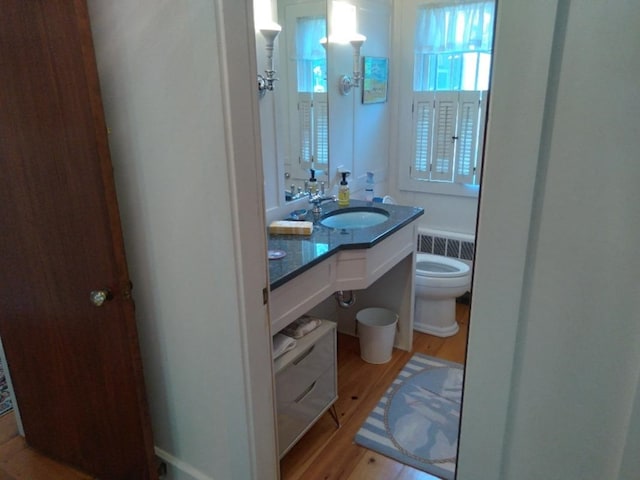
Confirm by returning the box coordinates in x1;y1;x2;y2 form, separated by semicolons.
272;315;324;359
281;315;323;339
272;333;297;359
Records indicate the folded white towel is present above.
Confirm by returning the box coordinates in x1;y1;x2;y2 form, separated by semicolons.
272;333;297;359
282;315;323;339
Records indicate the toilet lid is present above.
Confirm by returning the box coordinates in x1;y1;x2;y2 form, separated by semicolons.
416;254;470;278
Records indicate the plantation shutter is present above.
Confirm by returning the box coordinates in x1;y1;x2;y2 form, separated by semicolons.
411;92;435;180
298;93;313;163
453;91;481;184
298;92;328;167
410;90;486;185
313;93;328;166
431;92;457;182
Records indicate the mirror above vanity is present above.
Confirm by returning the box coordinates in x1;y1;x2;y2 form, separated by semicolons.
277;0;329;200
257;0;393;222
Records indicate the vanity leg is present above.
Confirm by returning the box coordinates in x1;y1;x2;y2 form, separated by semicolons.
328;404;340;428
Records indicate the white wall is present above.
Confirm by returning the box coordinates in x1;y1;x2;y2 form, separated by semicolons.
351;0;393;197
390;190;478;234
458;1;640;479
328;0;393;197
87;1;275;479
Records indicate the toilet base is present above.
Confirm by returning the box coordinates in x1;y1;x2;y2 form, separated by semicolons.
414;297;459;338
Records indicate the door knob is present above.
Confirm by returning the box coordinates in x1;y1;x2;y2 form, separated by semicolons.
89;289;111;307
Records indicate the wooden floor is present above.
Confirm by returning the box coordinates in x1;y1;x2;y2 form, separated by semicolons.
0;412;92;479
280;302;470;480
0;303;469;479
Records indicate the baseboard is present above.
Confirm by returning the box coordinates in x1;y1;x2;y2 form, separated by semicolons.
155;447;216;480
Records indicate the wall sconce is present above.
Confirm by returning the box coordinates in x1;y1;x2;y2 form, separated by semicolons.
257;23;282;98
339;34;366;96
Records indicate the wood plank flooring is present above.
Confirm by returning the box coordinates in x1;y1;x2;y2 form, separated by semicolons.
0;303;469;479
0;411;92;479
280;302;469;480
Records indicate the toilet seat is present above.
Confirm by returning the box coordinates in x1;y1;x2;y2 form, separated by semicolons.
415;253;470;278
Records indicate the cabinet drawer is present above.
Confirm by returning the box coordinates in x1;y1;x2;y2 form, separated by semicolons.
277;367;336;457
275;330;334;402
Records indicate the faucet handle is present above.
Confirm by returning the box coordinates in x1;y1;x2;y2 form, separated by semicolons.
308;194;335;206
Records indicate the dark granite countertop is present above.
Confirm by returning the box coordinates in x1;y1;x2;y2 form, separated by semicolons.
268;200;424;290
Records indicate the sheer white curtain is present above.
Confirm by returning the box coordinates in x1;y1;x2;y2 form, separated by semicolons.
415;1;495;54
414;1;494;91
295;16;326;92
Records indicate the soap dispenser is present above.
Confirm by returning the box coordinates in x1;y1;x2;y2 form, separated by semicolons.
308;168;317;194
365;171;374;202
338;171;350;206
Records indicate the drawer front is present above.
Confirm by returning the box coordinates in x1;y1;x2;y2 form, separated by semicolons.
270;258;335;333
277;367;336;457
275;330;334;402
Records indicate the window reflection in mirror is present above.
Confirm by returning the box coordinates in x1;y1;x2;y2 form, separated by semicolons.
279;1;328;201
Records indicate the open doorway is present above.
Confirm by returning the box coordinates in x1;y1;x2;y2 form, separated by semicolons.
272;0;495;477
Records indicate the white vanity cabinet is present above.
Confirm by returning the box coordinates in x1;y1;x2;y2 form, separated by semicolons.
273;320;337;458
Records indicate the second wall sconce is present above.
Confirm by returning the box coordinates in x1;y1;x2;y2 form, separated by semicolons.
339;34;366;96
257;23;282;98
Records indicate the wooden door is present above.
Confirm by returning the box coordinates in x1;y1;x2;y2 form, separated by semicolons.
0;1;157;478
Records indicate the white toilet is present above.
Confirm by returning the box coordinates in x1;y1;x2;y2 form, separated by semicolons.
414;253;471;337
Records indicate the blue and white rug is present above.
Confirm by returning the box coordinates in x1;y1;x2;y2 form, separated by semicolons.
354;353;463;479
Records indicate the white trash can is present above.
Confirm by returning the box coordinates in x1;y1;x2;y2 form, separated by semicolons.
356;307;398;364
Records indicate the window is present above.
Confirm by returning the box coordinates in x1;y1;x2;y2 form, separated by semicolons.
399;0;495;195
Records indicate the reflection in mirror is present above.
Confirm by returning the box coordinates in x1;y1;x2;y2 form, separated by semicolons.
277;1;328;202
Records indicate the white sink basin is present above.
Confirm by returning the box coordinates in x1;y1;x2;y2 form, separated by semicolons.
320;207;389;229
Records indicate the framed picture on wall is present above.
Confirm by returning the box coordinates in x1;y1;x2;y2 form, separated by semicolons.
362;56;388;104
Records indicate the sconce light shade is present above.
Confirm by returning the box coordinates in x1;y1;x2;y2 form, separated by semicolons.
339;34;367;96
257;23;282;98
349;33;366;49
260;24;282;45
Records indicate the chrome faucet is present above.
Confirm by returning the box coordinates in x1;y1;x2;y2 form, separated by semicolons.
308;193;336;217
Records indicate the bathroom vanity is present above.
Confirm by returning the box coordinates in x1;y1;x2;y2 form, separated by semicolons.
268;200;423;455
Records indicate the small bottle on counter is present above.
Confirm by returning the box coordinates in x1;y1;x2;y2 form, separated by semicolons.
365;171;374;202
338;171;350;206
